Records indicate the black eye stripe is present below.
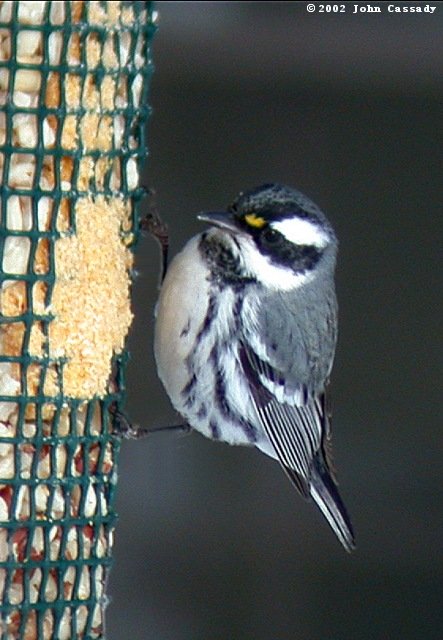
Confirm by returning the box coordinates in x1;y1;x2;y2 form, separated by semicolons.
235;213;325;273
256;230;322;272
262;227;281;243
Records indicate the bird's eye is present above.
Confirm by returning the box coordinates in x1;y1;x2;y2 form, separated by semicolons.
262;228;280;244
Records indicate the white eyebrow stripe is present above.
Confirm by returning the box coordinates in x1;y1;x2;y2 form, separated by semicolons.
271;218;329;248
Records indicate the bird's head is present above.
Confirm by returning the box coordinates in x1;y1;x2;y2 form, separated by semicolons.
198;183;337;291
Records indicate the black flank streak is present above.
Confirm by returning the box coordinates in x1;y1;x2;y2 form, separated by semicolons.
182;373;197;395
211;344;258;442
196;293;217;342
211;345;231;417
185;294;218;376
180;318;191;338
233;293;243;319
210;420;221;439
197;404;207;419
182;373;197;407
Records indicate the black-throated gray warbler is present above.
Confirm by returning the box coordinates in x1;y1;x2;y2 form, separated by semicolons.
154;183;355;552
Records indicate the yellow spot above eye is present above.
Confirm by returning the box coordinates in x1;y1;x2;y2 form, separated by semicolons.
244;213;266;229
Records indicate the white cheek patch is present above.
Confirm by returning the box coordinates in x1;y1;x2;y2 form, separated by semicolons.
272;217;329;248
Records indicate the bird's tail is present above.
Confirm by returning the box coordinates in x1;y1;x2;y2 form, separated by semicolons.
309;454;356;553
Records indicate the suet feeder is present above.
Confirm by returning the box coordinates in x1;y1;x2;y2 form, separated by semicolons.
0;1;155;637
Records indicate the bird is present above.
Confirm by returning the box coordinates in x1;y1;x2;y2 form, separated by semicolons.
153;183;355;552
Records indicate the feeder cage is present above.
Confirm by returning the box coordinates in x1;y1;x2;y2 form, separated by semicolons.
0;1;155;638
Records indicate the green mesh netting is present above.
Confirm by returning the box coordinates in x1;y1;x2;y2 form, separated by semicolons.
0;2;155;638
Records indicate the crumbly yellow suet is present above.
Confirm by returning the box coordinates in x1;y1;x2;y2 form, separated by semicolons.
48;196;133;398
0;282;27;317
61;115;78;150
0;0;140;410
89;1;129;27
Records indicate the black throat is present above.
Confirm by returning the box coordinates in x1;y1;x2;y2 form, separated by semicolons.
198;232;256;287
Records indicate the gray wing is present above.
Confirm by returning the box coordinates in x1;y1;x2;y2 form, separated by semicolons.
239;287;338;493
242;286;338;394
239;342;328;497
239;290;355;551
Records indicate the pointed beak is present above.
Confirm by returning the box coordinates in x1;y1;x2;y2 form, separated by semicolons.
197;211;239;233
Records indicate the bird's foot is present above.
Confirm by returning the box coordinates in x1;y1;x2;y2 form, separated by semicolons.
140;189;169;282
110;405;191;440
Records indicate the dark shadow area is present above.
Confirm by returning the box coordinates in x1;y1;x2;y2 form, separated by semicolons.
109;3;443;639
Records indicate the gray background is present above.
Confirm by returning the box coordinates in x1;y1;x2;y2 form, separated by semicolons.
109;3;442;639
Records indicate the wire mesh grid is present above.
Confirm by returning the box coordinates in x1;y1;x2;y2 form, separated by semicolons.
0;2;155;638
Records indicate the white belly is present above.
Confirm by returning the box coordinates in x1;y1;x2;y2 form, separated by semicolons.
154;234;275;456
